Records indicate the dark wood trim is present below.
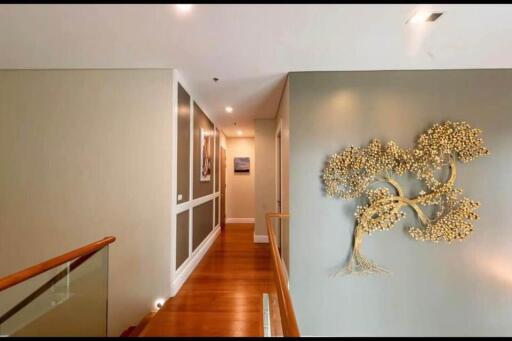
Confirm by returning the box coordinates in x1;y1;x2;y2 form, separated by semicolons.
0;236;116;292
265;213;300;337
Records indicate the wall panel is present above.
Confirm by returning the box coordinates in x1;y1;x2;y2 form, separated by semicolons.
177;83;191;204
193;200;214;251
176;210;189;269
215;196;219;226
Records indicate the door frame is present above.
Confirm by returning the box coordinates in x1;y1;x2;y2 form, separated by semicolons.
275;118;284;253
220;146;227;230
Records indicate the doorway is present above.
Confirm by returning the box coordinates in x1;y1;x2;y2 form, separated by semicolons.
275;123;283;255
220;147;226;230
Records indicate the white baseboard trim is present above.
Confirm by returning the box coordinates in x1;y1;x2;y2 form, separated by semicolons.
253;234;269;243
226;217;255;224
171;225;221;296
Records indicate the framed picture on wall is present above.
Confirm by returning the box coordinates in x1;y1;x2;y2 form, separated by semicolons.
234;157;250;173
200;128;212;182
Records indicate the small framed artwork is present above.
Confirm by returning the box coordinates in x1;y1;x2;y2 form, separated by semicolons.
234;157;250;173
200;128;212;182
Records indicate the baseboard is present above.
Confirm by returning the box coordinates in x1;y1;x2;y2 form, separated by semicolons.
226;217;255;224
171;225;221;296
253;233;269;243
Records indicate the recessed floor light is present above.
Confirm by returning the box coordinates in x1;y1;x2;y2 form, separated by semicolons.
176;4;192;12
407;11;443;24
154;298;166;310
237;130;243;136
225;106;233;113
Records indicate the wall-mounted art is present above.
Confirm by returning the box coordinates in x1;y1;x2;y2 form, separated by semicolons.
200;128;212;182
322;121;489;275
234;157;250;173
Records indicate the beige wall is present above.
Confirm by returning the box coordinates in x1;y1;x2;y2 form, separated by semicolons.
225;137;255;220
0;69;173;336
254;119;276;237
275;78;290;270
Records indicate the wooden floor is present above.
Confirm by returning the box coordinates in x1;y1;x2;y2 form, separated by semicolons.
139;224;277;337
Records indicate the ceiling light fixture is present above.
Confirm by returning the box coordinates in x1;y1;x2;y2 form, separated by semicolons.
176;4;192;12
407;11;443;24
225;106;233;113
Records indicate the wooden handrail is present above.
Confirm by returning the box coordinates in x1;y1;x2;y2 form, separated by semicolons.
0;236;116;292
266;213;300;337
0;250;96;324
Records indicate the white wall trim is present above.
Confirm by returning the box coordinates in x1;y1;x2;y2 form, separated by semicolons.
169;69;179;295
226;217;255;224
171;225;221;296
253;233;269;243
176;192;220;214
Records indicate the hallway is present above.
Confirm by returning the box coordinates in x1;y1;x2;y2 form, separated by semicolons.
139;224;277;336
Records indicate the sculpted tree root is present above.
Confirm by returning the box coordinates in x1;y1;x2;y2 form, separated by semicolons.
333;252;389;277
330;225;389;277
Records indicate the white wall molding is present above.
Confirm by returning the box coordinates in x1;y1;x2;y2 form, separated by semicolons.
169;69;179;294
226;217;255;224
176;191;220;214
171;225;221;296
253;234;269;243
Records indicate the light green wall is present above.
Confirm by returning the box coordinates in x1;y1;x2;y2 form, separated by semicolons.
288;70;512;336
0;69;173;336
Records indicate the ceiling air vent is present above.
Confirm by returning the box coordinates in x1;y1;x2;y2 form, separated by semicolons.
427;12;443;22
407;11;444;24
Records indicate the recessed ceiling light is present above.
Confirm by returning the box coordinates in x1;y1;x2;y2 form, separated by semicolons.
225;106;233;113
176;4;192;12
407;11;443;24
237;130;243;136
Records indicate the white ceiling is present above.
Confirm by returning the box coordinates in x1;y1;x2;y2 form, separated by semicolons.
1;4;512;136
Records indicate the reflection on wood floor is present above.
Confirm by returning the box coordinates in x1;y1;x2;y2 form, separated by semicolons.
140;223;281;337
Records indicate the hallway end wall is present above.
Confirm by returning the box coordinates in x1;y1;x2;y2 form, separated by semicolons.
225;137;255;223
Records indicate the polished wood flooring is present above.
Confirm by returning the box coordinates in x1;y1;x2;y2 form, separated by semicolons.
139;224;277;337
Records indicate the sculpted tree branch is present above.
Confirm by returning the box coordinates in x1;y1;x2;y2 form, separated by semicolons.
322;121;489;275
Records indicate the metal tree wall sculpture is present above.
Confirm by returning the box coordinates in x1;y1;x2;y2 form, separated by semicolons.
322;121;489;275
